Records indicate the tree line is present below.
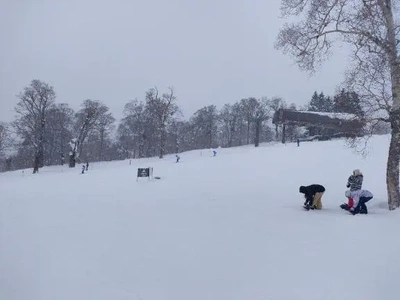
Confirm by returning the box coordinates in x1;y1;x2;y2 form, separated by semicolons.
0;80;374;173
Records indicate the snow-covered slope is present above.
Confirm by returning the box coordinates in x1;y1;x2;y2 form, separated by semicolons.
1;135;399;300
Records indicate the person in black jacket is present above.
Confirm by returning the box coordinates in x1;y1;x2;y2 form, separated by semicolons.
299;184;326;210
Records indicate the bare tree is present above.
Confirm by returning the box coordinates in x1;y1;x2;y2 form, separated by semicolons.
254;98;271;147
268;97;286;140
0;122;12;159
116;122;134;159
166;119;192;154
120;99;147;158
219;103;242;147
14;80;56;173
46;103;74;165
69;100;109;167
276;0;400;210
145;87;180;158
240;98;259;144
96;109;115;161
190;105;219;149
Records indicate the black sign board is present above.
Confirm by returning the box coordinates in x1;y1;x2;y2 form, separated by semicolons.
137;167;153;181
137;168;150;178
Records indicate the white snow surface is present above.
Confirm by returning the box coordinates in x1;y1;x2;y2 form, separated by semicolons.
298;110;357;120
1;134;400;300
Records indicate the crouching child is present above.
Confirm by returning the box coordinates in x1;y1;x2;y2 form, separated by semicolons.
299;184;326;210
343;190;373;215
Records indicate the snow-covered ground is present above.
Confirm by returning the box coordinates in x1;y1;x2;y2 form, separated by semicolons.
299;110;357;120
1;135;399;300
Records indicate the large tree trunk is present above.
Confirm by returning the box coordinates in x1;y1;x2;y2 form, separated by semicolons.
33;117;46;173
175;134;179;154
38;118;45;169
247;121;250;144
38;145;44;168
33;153;40;174
228;124;235;147
139;133;145;158
159;131;165;158
383;0;400;210
254;120;261;147
159;124;166;159
69;140;78;168
387;110;400;210
208;125;213;149
138;144;144;158
99;130;104;161
69;152;76;168
38;147;44;169
5;158;12;171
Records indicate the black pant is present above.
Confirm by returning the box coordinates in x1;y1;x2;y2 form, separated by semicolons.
353;197;373;214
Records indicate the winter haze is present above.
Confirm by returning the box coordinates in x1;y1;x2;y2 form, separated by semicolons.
0;0;348;122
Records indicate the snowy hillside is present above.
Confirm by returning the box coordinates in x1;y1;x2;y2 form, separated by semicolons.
1;135;400;300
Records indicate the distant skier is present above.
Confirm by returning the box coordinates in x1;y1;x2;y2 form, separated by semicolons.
213;150;217;157
346;169;363;191
342;189;373;215
175;155;180;163
299;184;326;210
297;138;300;147
86;161;89;171
81;164;85;174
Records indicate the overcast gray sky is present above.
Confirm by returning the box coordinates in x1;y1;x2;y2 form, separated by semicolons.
0;0;349;123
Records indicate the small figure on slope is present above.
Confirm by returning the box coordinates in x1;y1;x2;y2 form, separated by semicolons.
341;190;374;215
175;155;180;163
299;184;326;210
